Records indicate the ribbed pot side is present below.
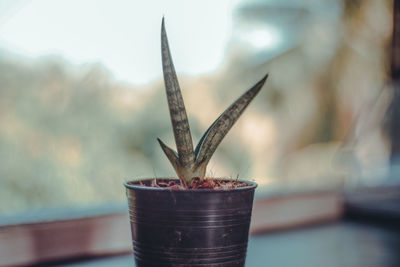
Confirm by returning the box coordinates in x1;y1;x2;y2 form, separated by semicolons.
124;179;257;267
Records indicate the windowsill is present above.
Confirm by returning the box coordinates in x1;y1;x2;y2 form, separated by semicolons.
56;220;400;267
0;187;343;266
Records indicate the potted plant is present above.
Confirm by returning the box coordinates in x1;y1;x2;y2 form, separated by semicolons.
124;18;268;267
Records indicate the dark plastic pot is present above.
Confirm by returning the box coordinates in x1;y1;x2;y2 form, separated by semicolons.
124;178;257;267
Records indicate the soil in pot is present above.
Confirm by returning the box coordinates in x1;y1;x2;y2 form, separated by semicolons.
137;178;251;190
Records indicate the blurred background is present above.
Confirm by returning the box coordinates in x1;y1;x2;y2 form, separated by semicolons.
0;0;395;214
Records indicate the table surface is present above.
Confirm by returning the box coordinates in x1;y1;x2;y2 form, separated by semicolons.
57;220;400;267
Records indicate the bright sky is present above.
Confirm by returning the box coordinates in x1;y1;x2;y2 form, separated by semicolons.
0;0;235;85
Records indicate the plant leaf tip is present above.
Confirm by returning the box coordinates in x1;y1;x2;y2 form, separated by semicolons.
259;73;269;87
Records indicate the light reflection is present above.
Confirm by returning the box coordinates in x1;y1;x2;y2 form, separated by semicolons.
242;26;282;50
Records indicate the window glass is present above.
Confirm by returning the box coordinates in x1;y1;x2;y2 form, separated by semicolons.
0;0;393;215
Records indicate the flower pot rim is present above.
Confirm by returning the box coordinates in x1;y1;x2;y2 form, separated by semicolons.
124;178;257;192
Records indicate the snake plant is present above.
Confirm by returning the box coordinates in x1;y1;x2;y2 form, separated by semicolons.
158;19;268;187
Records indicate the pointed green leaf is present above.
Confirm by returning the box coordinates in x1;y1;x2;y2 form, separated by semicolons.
161;18;195;170
157;138;180;174
194;74;268;168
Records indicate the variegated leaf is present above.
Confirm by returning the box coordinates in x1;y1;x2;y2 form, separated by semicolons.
161;18;195;172
194;74;268;169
